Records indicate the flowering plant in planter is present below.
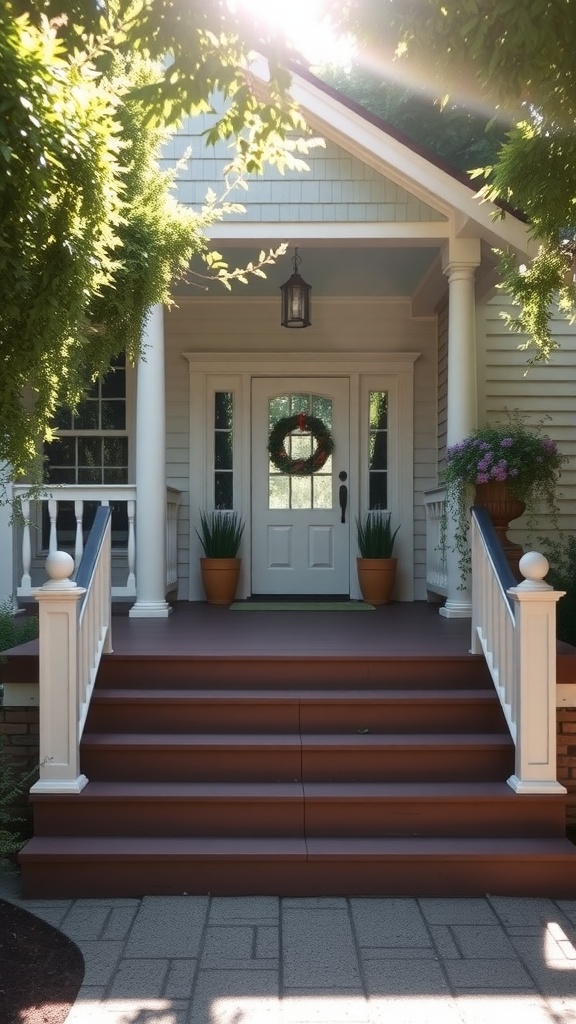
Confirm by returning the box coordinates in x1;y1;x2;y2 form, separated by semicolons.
441;414;566;578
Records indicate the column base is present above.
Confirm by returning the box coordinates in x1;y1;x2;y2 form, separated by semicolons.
129;601;173;619
31;775;88;794
507;775;567;795
439;599;472;619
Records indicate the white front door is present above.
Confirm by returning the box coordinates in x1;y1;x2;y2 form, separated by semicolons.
251;377;350;595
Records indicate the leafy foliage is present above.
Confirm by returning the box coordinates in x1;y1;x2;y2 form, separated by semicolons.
441;413;566;580
1;1;310;478
320;66;507;173
356;511;400;558
0;735;37;861
196;510;245;559
0;601;39;655
347;0;576;360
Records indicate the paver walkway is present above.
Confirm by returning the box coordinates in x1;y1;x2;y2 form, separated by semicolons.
2;876;576;1023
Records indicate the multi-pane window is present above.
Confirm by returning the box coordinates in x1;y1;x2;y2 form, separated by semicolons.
369;391;388;509
44;355;128;485
214;391;234;508
42;355;128;547
268;393;333;510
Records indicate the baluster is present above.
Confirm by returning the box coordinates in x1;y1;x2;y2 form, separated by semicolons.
21;498;32;590
74;499;84;570
48;498;58;554
127;500;136;591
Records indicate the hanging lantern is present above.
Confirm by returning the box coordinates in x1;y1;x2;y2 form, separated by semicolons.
280;247;311;328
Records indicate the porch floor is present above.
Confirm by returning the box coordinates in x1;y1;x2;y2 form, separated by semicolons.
110;600;471;658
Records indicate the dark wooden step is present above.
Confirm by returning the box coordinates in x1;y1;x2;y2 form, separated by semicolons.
19;835;576;899
22;647;571;900
80;732;514;783
86;688;507;735
96;654;493;690
30;780;567;838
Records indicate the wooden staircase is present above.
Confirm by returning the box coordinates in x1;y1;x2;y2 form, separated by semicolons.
19;653;576;897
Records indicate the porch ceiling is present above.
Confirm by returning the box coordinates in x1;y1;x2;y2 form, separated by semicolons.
180;244;441;299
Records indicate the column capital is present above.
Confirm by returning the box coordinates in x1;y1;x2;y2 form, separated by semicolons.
442;238;481;277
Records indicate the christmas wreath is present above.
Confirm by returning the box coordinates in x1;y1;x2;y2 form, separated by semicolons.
268;412;334;476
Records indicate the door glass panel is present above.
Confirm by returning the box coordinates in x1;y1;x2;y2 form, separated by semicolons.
290;394;310;415
215;471;233;509
313;476;332;508
267;392;333;510
312;395;332;426
369;391;389;509
269;476;290;508
291;475;312;509
213;391;234;508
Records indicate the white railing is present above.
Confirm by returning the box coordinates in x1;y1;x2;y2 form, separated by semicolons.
31;507;112;793
470;507;566;794
12;483;181;599
423;487;448;597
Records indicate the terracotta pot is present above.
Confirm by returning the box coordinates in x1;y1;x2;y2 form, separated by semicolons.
474;481;525;578
356;557;397;606
200;557;241;605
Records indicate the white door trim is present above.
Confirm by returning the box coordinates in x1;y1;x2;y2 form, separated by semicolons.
184;352;419;601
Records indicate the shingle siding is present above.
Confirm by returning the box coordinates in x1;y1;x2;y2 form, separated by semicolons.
161;117;447;224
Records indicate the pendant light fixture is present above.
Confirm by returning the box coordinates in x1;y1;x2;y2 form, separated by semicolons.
280;247;311;328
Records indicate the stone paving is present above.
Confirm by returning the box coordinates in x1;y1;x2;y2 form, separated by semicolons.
2;876;576;1024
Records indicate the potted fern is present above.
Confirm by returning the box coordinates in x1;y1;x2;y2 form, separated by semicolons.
356;510;400;605
196;509;245;605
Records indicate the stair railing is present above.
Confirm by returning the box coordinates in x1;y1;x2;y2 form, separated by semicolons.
470;505;566;794
31;506;112;794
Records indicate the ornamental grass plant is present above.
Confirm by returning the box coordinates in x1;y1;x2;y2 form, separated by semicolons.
441;413;566;578
195;509;245;558
356;510;400;559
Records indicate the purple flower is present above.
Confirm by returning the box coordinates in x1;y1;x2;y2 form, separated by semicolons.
476;473;490;484
500;438;513;448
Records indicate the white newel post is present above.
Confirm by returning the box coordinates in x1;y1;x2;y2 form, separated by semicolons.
130;303;171;617
507;552;566;794
31;551;88;794
440;238;481;619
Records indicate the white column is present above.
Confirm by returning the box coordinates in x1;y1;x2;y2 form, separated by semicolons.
440;239;481;619
0;470;15;606
129;304;171;617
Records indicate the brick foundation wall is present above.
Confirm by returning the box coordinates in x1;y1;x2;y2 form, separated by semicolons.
0;706;39;772
0;706;39;838
557;710;576;825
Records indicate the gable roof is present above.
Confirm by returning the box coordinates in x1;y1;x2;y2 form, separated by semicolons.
279;62;532;258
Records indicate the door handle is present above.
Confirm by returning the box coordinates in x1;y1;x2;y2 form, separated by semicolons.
339;471;348;524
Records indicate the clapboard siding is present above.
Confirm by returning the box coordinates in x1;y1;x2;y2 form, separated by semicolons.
477;296;576;536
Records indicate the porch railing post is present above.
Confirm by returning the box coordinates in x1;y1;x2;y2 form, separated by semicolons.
507;551;566;794
31;550;87;794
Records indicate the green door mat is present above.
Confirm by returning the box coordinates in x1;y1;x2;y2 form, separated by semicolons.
230;601;375;611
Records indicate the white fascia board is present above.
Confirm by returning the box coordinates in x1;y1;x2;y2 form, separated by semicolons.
207;222;450;242
287;72;533;258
